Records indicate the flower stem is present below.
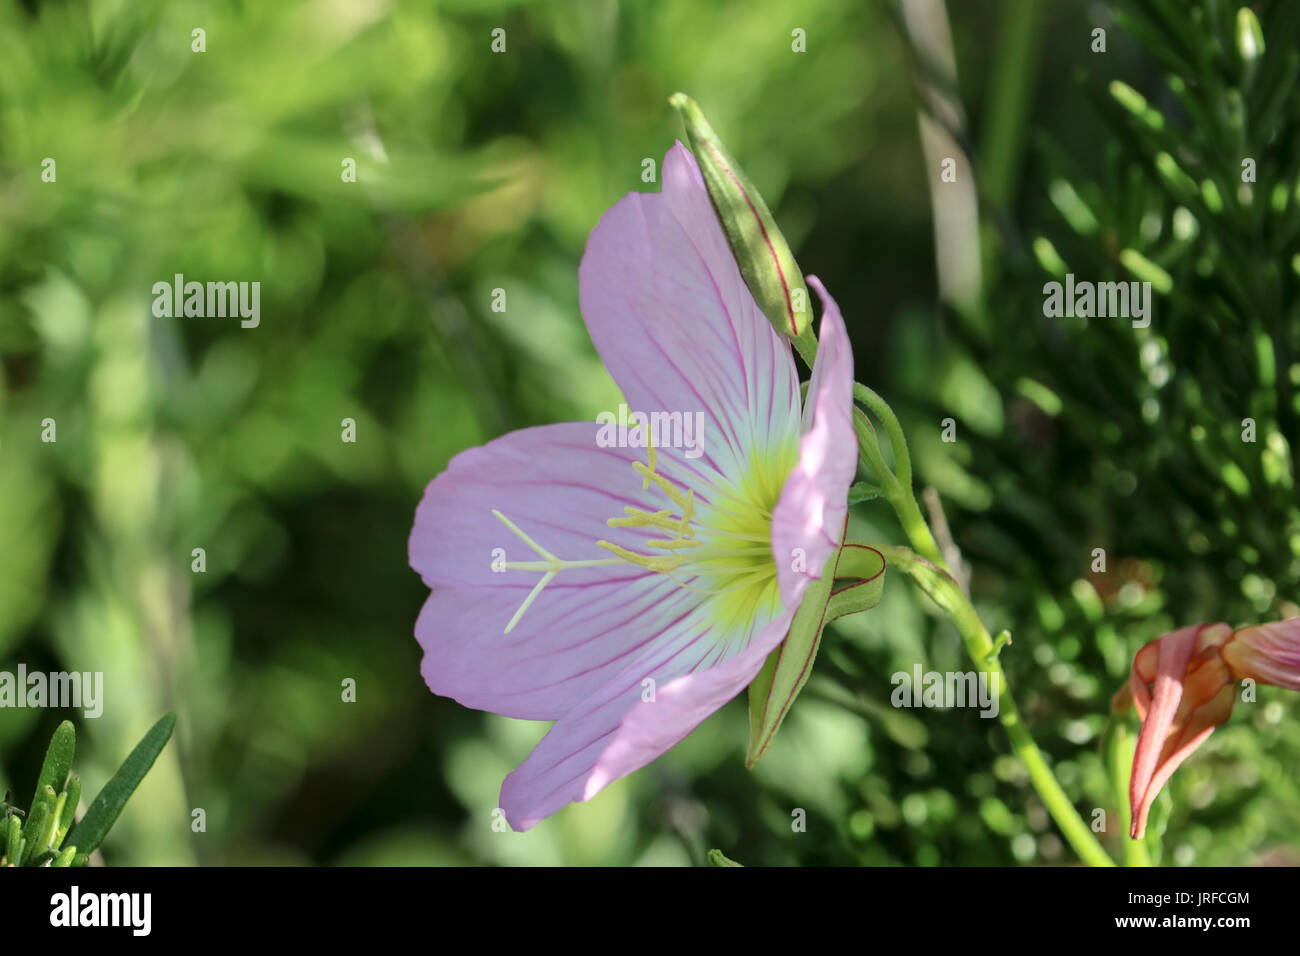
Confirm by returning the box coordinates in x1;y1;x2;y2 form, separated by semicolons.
854;386;1114;867
1109;722;1151;867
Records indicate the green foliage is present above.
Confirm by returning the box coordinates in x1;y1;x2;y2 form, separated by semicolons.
911;0;1300;864
2;718;171;866
65;714;176;858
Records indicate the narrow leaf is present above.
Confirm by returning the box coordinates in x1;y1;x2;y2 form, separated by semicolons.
65;714;176;856
30;720;75;818
52;774;80;850
19;797;49;865
707;848;743;867
4;815;21;865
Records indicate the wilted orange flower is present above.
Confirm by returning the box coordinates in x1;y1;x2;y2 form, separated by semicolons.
1124;618;1300;838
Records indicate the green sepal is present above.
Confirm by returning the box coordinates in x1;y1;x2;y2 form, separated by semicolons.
746;545;886;766
65;713;176;857
669;93;811;340
747;553;835;767
824;545;886;621
30;720;75;819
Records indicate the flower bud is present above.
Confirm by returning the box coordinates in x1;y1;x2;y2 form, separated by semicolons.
669;93;811;339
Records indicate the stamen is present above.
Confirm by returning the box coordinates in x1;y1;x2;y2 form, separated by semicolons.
490;438;779;634
645;538;703;551
606;507;694;537
596;540;683;572
633;461;693;512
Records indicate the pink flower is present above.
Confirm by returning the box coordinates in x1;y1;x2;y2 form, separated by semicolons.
1126;617;1300;838
408;143;857;830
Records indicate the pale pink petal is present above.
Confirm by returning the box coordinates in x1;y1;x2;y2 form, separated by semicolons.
771;276;856;609
1223;618;1300;690
499;609;794;830
578;142;801;485
410;421;703;720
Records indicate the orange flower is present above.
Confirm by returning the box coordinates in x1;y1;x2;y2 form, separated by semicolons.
1126;618;1300;838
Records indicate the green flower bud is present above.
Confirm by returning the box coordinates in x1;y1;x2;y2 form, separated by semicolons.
1236;8;1264;66
669;93;811;339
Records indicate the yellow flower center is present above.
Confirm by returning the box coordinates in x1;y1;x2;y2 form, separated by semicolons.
493;439;796;635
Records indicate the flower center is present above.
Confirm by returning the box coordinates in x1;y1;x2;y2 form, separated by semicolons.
492;440;795;635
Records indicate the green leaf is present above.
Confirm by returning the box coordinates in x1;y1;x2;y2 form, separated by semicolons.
29;720;75;818
707;848;743;867
52;774;80;850
64;714;176;857
53;845;77;868
4;815;22;865
19;790;52;865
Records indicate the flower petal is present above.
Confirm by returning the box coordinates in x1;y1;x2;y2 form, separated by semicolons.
1127;622;1234;838
1130;663;1234;839
1223;617;1300;690
499;609;794;830
410;421;700;720
1128;625;1199;836
771;276;856;610
578;142;801;485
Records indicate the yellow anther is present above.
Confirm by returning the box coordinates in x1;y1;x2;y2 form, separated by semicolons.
596;539;684;572
645;537;702;551
633;462;693;512
607;507;694;537
678;488;696;537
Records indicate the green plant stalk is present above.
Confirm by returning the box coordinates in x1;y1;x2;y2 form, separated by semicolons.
855;387;1113;867
851;398;942;566
1112;723;1151;867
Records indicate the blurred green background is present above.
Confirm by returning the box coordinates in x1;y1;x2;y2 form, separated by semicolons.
2;0;1298;865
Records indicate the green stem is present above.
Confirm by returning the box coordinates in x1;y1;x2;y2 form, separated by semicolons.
873;546;1114;867
851;400;943;566
1110;722;1151;867
855;386;1114;867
